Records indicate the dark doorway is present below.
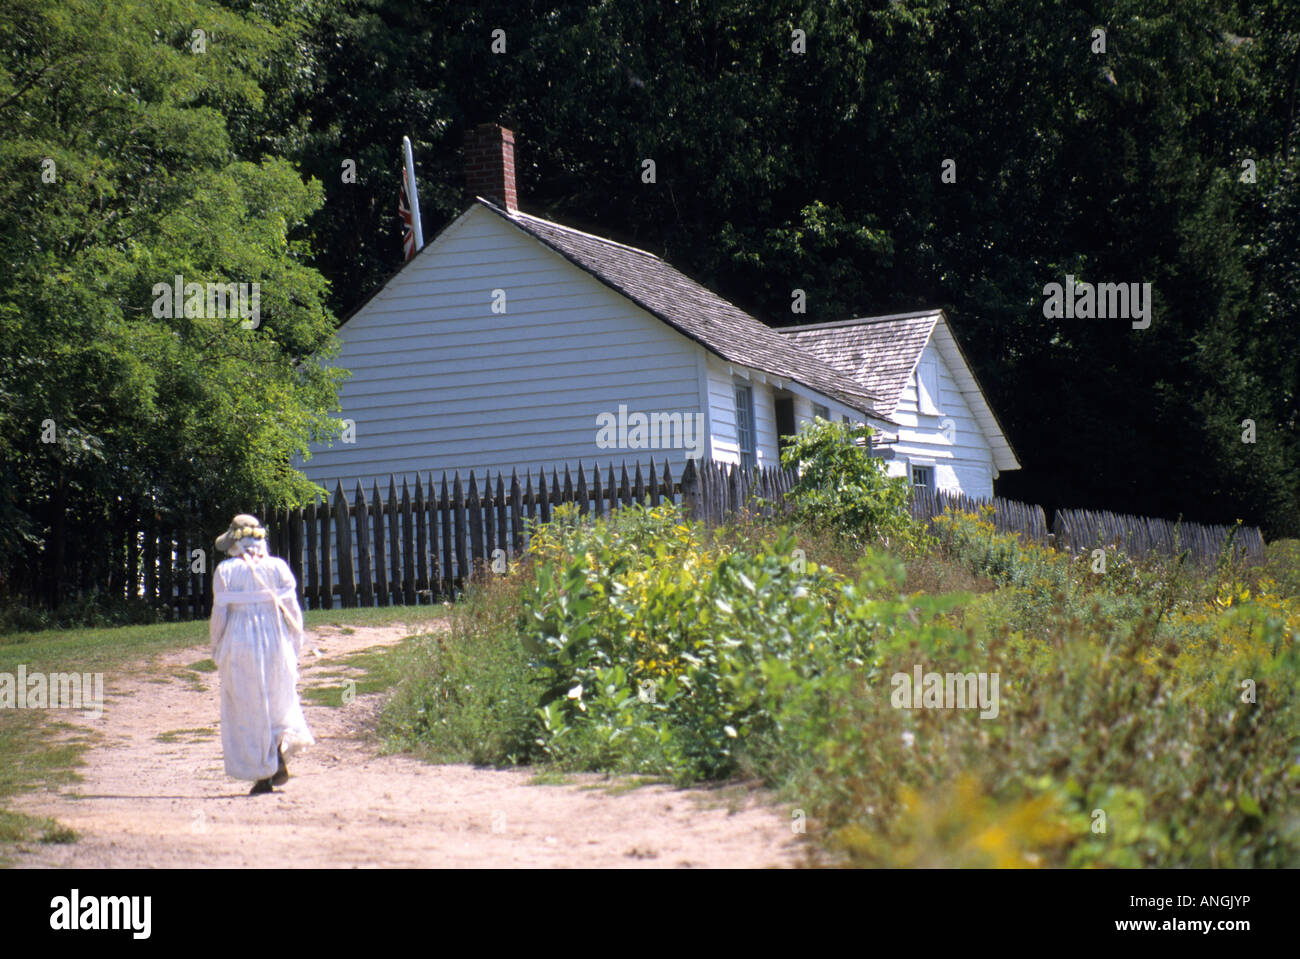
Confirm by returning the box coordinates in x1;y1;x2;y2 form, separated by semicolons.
775;396;795;459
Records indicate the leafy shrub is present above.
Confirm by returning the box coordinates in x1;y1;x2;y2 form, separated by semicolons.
779;418;920;550
520;501;959;782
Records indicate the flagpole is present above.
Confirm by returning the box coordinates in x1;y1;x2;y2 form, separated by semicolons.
402;136;424;252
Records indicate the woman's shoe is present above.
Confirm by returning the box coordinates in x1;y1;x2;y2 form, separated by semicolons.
249;778;273;795
271;747;289;787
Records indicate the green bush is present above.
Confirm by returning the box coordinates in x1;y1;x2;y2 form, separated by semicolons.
779;418;920;550
519;501;961;783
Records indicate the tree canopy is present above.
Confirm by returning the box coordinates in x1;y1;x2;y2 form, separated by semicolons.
1;0;1296;611
291;0;1299;536
0;0;341;600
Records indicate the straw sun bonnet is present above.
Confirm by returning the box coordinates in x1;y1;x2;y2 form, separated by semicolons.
215;514;267;555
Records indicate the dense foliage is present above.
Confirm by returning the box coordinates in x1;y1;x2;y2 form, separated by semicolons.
3;0;1297;615
0;0;343;605
384;497;1300;867
780;418;916;548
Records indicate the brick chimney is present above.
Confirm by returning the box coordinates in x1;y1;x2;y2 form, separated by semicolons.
464;123;517;212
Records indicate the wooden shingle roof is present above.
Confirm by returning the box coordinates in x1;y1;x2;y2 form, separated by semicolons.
781;311;940;416
478;200;888;419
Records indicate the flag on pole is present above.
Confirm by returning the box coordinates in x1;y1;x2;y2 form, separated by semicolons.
399;136;425;261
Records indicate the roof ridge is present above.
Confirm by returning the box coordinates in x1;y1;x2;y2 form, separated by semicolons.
780;310;943;333
478;199;663;261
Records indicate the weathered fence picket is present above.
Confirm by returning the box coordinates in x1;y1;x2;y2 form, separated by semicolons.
318;497;332;611
355;483;373;608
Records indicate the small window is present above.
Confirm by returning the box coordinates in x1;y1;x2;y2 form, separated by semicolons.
911;465;933;490
812;403;829;421
734;383;756;470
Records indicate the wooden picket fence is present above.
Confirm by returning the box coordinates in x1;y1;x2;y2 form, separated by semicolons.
27;458;1266;621
910;487;1265;567
281;462;680;612
910;487;1050;544
678;458;799;525
1052;507;1265;566
107;458;795;619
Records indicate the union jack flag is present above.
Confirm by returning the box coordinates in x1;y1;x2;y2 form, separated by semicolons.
399;164;416;261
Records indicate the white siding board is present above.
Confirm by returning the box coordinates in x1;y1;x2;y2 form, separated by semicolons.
887;342;995;498
300;205;710;489
751;379;780;468
338;381;701;415
704;356;741;464
337;338;698;374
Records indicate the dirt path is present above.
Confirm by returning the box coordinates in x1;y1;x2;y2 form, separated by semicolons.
8;623;809;868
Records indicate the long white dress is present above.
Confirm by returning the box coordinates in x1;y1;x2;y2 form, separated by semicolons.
208;548;314;782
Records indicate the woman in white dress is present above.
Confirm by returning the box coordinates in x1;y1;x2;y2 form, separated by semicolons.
209;514;314;795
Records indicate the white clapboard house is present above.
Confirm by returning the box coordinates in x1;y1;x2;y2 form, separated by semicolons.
781;312;1019;498
299;124;1018;498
